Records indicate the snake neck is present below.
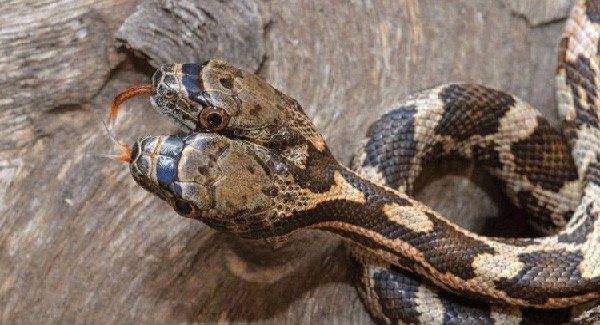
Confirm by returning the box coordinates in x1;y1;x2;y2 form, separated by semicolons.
269;158;431;262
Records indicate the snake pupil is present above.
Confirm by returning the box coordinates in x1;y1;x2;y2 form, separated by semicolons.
206;113;223;127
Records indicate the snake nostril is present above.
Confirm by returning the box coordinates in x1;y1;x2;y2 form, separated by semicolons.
174;199;195;217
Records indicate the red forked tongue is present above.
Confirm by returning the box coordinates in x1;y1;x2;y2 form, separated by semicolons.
106;84;152;164
109;84;153;129
113;143;133;163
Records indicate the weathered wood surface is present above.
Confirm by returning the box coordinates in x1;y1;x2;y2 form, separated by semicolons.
115;0;265;71
2;0;598;323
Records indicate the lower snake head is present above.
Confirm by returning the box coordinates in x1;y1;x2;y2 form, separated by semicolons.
129;132;291;237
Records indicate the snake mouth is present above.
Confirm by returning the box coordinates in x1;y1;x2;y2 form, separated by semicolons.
196;127;238;139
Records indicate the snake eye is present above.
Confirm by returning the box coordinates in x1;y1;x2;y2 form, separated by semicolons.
173;199;195;217
200;107;230;131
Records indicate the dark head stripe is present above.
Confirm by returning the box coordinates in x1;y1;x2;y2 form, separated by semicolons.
156;136;184;187
182;74;202;100
156;156;177;187
181;63;201;76
159;136;183;159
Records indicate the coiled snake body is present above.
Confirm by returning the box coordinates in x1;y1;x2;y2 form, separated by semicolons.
112;1;600;323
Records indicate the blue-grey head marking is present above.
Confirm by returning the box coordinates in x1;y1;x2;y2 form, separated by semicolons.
155;136;183;188
180;63;205;104
130;135;185;200
150;63;212;132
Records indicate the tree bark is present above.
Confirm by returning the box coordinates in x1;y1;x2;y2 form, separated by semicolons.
2;0;597;323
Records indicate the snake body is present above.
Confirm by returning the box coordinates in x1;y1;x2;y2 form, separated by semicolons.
115;1;600;323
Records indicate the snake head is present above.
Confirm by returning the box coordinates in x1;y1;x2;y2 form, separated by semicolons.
129;133;288;238
151;60;326;151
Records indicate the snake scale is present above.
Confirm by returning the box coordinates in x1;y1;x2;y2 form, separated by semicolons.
110;1;600;323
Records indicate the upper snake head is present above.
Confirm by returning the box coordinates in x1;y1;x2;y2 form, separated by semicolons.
151;60;326;151
129;132;291;237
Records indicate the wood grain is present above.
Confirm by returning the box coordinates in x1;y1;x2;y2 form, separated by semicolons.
116;0;265;71
1;0;597;323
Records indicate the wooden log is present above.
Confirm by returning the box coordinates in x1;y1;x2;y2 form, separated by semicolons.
1;0;598;323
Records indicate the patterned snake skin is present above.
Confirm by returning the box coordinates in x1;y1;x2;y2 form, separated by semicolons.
110;1;600;323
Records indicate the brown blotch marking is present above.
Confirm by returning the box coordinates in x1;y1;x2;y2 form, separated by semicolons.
219;77;233;89
564;55;600;127
494;249;600;304
249;104;263;116
246;165;255;175
437;84;515;141
472;142;502;169
362;105;418;190
558;202;597;243
510;116;578;192
370;265;422;324
198;165;210;175
286;142;339;193
515;191;566;231
416;212;496;280
586;0;600;23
